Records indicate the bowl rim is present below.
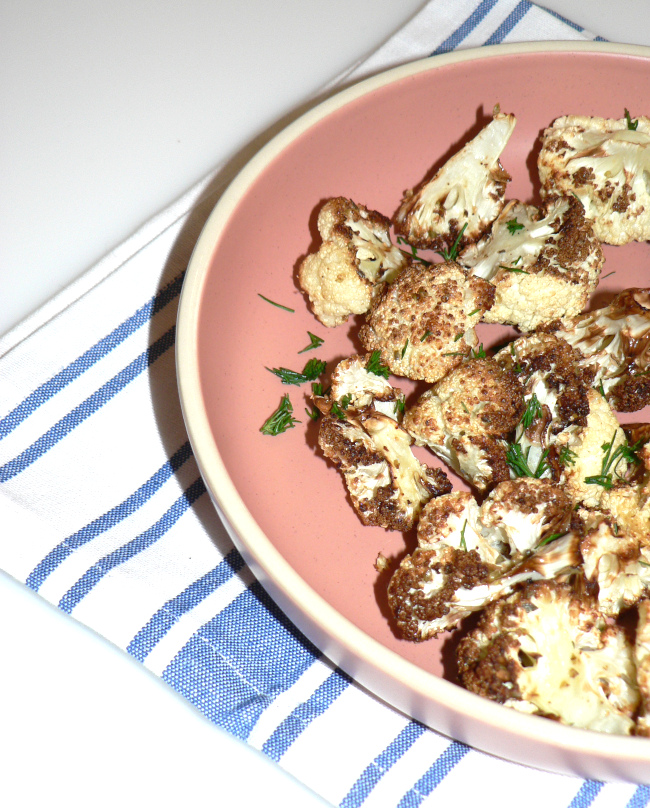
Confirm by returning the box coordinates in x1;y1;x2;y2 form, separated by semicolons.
177;40;650;774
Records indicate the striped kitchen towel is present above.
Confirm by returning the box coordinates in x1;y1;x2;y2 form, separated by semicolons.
1;1;649;806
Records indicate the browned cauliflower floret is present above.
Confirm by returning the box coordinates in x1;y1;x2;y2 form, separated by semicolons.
298;197;408;327
634;600;650;736
329;353;405;420
547;289;650;412
393;107;515;252
358;261;494;383
459;196;603;331
402;357;523;491
579;508;650;617
538;113;650;245
317;409;451;531
479;478;575;556
457;580;640;735
387;488;580;641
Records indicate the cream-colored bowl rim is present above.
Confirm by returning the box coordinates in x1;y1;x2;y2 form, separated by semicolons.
177;41;650;772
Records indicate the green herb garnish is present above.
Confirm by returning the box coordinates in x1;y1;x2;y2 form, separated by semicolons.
436;222;468;262
506;443;550;479
401;339;409;359
298;331;324;353
521;393;543;430
559;445;577;467
584;432;641;489
420;330;432;342
460;520;468;551
506;219;524;235
625;108;639;131
267;357;327;385
258;294;294;312
260;394;299;435
366;350;390;378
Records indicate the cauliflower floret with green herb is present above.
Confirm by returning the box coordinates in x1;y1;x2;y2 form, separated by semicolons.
317;408;451;531
298;197;408;327
393;108;515;252
402;357;523;491
459;196;603;332
547;289;650;412
479;478;575;556
387;490;580;641
358;261;494;384
579;511;650;617
457;579;640;735
329;353;405;420
538;113;650;245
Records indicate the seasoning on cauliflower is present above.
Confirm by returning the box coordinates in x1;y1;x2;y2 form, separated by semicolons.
459;196;604;331
457;579;640;735
317;407;451;531
546;288;650;412
538;113;650;245
298;197;408;327
393;107;516;252
579;509;650;617
387;484;580;641
329;353;405;420
358;261;494;383
402;357;523;491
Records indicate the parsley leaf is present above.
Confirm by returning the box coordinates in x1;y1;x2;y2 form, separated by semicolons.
506;218;524;235
267;357;326;385
260;394;299;435
298;332;324;353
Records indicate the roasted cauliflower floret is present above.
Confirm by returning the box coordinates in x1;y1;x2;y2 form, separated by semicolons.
393;107;515;251
479;478;575;556
329;353;405;420
298;197;408;327
459;196;603;331
387;490;580;641
579;511;650;617
358;261;494;383
548;289;650;412
634;600;650;736
538;113;650;245
457;580;640;735
317;409;451;531
403;357;523;491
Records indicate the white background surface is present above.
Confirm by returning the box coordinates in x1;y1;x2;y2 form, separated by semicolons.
2;1;650;805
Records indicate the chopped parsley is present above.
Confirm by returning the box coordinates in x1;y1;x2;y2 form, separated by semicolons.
298;331;324;353
506;443;550;479
366;350;390;378
506;218;524;235
625;108;639;131
260;394;299;435
584;432;641;490
436;222;468;262
267;357;326;385
470;344;487;359
258;293;294;312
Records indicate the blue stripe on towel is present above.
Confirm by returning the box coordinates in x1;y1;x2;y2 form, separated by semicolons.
568;781;604;808
0;271;183;439
162;579;321;741
432;0;500;54
627;785;650;808
261;668;352;761
127;548;246;662
26;440;194;591
340;722;426;808
58;475;206;613
0;325;176;483
483;0;529;45
397;742;469;807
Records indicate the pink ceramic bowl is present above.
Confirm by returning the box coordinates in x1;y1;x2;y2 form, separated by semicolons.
177;41;650;781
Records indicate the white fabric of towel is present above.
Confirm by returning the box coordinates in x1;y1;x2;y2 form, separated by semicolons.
1;1;648;806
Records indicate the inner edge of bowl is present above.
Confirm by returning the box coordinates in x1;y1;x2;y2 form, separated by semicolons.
177;40;650;774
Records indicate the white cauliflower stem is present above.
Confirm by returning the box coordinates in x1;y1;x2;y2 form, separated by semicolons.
394;108;515;251
539;113;650;244
298;197;408;327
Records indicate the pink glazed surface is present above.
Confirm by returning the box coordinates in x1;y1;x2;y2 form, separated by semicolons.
187;45;650;773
